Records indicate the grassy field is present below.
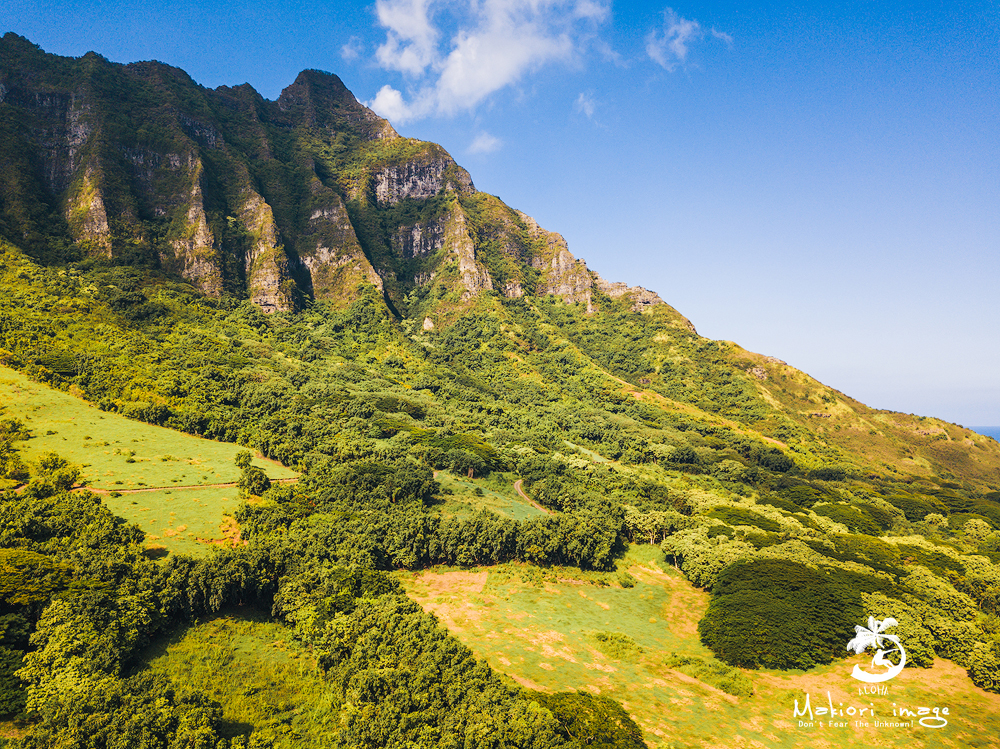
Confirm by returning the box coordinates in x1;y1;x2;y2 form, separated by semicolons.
0;365;297;556
433;470;547;521
398;546;1000;749
139;610;339;747
104;487;248;557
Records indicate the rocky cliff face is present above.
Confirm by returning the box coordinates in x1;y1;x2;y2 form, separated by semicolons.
65;165;112;258
0;33;677;323
391;219;445;259
373;149;474;206
298;177;383;300
443;202;493;300
518;210;667;314
163;155;223;297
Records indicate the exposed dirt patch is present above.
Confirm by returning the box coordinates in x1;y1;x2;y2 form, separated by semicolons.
0;722;28;740
540;642;578;663
510;674;547;691
196;514;246;548
411;570;489;599
513;479;551;515
531;630;565;645
629;564;709;639
407;570;489;634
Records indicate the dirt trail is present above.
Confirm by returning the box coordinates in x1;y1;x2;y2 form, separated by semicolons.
513;479;551;515
72;477;297;495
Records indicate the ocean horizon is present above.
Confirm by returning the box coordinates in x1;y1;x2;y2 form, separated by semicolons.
970;426;1000;441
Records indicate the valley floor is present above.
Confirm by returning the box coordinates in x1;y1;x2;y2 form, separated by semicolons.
398;547;1000;749
0;364;297;555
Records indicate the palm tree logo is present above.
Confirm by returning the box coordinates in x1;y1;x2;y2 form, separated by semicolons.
846;616;907;683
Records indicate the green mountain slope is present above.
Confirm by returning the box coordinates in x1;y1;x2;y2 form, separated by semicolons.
2;34;1000;749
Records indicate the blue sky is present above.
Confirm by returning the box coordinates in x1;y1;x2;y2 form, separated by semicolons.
3;1;999;425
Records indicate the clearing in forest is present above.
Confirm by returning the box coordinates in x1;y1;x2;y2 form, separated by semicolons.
399;545;1000;749
433;470;548;521
140;610;337;747
0;365;297;555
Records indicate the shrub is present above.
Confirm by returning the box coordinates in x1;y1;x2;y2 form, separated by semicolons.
861;592;935;668
808;466;847;481
744;531;783;548
812;503;880;535
670;444;699;465
757;494;800;513
886;493;944;522
855;502;898;531
967;641;1000;692
699;559;863;669
528;691;646;749
238;465;271;497
0;646;25;716
616;571;636;588
777;485;827;509
706;505;780;532
589;631;642;662
707;523;735;539
664;652;754;698
896;544;964;577
446;447;486;477
804;534;901;574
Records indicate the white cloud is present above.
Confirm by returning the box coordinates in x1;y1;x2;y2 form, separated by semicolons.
574;91;595;118
646;8;701;71
711;28;734;46
468;131;502;154
341;36;364;62
594;39;626;67
366;0;610;123
375;0;440;75
370;84;423;122
572;0;609;21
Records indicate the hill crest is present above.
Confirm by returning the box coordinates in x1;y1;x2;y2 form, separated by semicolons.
0;33;667;323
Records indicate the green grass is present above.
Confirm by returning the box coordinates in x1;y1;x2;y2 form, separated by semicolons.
433;470;547;521
105;486;246;558
399;546;1000;749
1;365;297;556
139;610;341;747
0;365;296;489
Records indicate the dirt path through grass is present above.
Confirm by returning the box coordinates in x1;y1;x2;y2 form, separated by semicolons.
513;479;551;515
75;477;298;495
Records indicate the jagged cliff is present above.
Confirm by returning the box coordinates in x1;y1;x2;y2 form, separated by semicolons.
0;33;680;323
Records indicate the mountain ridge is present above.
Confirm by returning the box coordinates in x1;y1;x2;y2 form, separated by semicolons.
0;32;666;323
2;33;999;493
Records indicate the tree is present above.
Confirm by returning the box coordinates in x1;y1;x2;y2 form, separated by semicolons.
528;691;645;748
699;559;863;669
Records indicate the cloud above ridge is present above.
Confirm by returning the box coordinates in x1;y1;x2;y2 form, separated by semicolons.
645;7;731;71
368;0;610;123
467;131;502;154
